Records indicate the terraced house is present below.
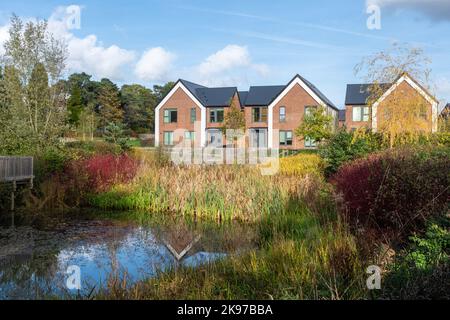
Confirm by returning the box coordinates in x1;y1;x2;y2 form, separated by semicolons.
155;75;339;150
343;73;439;132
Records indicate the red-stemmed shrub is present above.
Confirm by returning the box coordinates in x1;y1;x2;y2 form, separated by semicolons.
332;147;450;240
81;154;139;192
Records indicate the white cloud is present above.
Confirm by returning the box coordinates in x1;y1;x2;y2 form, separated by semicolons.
66;35;136;80
195;45;270;86
1;7;272;87
47;5;135;80
198;45;251;76
134;47;176;82
367;0;450;21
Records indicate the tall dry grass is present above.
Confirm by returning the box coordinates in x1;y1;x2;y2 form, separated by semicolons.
89;150;328;222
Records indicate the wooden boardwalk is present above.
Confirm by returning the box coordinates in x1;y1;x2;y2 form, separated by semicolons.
0;157;34;213
0;157;34;183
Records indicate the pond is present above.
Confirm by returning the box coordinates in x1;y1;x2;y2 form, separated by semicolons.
0;212;258;299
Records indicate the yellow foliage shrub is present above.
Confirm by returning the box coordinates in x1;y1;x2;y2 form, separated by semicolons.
279;154;325;178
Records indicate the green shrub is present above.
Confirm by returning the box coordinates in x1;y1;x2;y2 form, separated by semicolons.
381;220;450;299
65;140;122;157
418;132;450;147
103;122;132;151
34;147;72;182
319;129;383;176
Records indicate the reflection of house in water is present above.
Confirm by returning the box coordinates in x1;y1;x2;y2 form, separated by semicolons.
0;218;258;299
155;223;224;267
154;220;258;267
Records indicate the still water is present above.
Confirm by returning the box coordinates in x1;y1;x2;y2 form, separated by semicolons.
0;214;257;299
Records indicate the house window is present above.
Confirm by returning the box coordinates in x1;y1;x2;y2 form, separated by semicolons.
352;107;370;122
305;106;316;117
279;107;286;122
163;132;174;146
190;108;197;123
210;108;224;123
419;105;428;120
279;131;293;146
185;131;195;141
305;137;317;148
252;107;268;123
164;109;177;123
207;129;223;146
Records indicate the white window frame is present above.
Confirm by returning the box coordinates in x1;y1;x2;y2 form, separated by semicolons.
164;109;178;124
279;106;286;122
279;131;293;146
164;131;174;146
210;108;224;123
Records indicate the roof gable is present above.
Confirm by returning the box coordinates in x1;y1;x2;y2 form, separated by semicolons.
159;75;336;110
266;74;338;111
373;73;438;108
297;75;337;110
346;73;437;106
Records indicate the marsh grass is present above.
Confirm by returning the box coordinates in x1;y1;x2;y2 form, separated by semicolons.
89;163;310;222
95;199;367;300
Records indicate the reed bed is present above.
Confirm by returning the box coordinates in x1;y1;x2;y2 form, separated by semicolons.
89;152;326;222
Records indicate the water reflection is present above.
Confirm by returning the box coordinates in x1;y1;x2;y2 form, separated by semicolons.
0;216;256;299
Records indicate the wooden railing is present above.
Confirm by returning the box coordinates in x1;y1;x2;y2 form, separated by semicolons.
0;157;34;182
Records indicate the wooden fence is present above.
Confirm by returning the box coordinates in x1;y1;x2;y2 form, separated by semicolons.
0;157;34;182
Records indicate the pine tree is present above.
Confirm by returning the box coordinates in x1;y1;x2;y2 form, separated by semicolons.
67;85;83;127
98;82;123;129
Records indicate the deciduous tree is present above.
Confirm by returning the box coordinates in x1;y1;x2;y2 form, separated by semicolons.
355;43;434;147
0;14;67;154
295;106;333;144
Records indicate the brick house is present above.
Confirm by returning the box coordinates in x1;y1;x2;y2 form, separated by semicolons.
155;74;338;149
441;103;450;119
342;73;439;132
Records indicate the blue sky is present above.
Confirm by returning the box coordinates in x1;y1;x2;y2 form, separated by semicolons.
0;0;449;108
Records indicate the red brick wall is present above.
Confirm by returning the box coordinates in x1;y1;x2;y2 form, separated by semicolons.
159;88;202;147
345;105;372;131
377;81;433;132
344;81;434;132
272;83;318;149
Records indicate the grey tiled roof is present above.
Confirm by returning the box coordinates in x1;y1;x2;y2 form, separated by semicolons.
177;75;337;110
297;75;338;110
195;87;237;107
244;85;285;106
238;91;249;107
345;83;391;105
179;79;237;107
